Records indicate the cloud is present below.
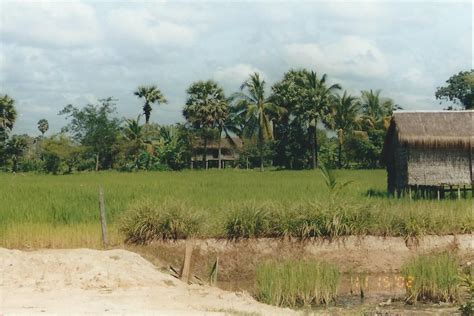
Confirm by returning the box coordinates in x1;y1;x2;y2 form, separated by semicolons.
106;8;197;48
284;36;389;79
1;0;101;48
213;64;264;86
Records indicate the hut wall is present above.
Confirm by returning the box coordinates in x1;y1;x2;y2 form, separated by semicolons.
386;133;408;194
407;147;471;185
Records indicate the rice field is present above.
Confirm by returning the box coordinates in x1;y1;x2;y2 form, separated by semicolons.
0;169;471;248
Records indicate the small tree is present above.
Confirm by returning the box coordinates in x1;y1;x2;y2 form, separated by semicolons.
6;135;27;172
59;97;121;171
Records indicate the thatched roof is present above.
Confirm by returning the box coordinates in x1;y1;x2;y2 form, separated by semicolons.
195;137;243;149
385;110;473;150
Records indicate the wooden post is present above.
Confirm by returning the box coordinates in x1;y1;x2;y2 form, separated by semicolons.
409;186;412;200
458;186;461;200
98;186;108;248
437;187;440;200
180;239;194;283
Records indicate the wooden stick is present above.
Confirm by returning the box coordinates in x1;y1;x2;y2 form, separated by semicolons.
98;186;108;249
180;239;194;283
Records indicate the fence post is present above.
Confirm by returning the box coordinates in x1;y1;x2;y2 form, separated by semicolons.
180;239;194;283
98;186;108;249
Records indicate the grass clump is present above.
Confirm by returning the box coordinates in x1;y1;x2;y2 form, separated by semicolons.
224;202;274;239
120;200;201;243
402;252;460;304
256;260;340;307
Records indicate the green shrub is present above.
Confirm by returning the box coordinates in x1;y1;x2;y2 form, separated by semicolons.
120;200;201;243
402;253;460;304
256;260;340;307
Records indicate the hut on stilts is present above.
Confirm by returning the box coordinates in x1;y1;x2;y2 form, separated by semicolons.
381;110;473;199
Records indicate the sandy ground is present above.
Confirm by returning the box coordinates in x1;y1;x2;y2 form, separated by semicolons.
0;248;295;315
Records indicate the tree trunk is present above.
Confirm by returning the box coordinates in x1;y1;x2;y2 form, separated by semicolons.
203;137;208;170
338;141;342;169
144;102;150;125
259;134;264;172
310;125;317;170
95;153;100;172
12;156;17;173
218;127;222;170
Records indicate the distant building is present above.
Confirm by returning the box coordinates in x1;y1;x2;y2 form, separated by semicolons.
381;110;473;198
191;137;243;169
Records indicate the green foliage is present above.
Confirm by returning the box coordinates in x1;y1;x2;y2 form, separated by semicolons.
0;94;17;134
120;200;201;243
402;253;460;304
59;97;121;171
435;70;474;109
256;260;340;307
41;135;84;174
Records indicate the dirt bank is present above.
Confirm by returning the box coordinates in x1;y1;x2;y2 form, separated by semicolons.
0;248;295;315
146;234;473;282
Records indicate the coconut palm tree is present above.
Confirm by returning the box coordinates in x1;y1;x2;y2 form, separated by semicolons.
134;85;167;124
37;119;49;136
183;80;228;169
123;115;152;168
298;71;341;169
330;91;361;168
360;89;400;130
232;72;285;172
0;94;17;136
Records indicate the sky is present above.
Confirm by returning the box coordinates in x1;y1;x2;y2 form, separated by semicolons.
0;0;472;136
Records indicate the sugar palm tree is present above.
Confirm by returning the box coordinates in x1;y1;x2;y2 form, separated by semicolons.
134;85;167;124
330;91;361;168
0;94;17;136
298;71;341;169
37;119;49;136
183;80;228;169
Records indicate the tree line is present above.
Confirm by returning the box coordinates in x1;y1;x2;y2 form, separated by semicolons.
0;69;472;173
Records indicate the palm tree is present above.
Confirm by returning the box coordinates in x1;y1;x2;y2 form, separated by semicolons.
134;85;167;124
330;91;361;168
360;89;400;130
298;71;341;169
37;119;49;136
232;72;285;172
123;115;152;168
0;94;17;138
183;80;228;169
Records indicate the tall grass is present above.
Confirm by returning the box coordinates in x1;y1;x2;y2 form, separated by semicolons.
120;200;201;243
402;253;460;304
255;260;340;307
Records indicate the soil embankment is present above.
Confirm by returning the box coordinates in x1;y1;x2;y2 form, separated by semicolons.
0;248;294;315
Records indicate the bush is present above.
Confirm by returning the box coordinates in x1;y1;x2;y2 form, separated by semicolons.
402;253;460;304
120;200;201;243
256;260;340;307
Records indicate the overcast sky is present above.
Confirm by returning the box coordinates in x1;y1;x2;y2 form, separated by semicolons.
0;0;472;135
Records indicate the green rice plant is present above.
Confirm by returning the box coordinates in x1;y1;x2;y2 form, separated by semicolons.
459;264;474;316
120;199;201;243
402;252;460;304
224;202;274;239
256;260;340;307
